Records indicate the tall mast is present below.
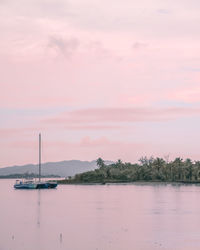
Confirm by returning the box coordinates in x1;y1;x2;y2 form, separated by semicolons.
39;133;41;182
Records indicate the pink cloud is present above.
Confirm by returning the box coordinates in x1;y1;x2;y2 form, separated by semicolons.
0;128;44;138
80;136;111;147
168;85;200;103
0;128;22;137
44;107;200;129
64;125;121;130
2;0;200;167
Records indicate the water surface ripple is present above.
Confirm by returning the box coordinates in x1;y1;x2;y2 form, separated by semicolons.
1;180;200;250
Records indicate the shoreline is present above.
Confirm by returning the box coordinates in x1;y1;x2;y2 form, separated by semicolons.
57;180;200;185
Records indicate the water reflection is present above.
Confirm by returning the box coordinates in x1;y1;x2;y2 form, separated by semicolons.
2;180;200;250
37;190;41;227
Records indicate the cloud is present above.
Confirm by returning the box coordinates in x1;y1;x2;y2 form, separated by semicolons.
0;128;22;137
181;66;200;72
0;128;43;140
64;125;121;130
132;42;148;49
157;9;171;14
168;86;200;103
44;106;200;130
87;40;111;58
48;36;79;57
2;0;200;167
80;136;111;147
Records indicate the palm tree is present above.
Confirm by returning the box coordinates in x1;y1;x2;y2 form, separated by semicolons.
115;159;123;169
96;158;105;168
193;161;200;181
184;158;193;181
152;158;166;180
171;158;183;180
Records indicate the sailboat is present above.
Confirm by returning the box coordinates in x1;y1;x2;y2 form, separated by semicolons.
14;134;57;189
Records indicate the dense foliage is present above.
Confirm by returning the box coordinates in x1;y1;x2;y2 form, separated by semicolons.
59;157;200;184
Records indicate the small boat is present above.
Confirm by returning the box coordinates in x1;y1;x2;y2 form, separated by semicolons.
14;180;58;189
14;179;38;189
14;134;57;189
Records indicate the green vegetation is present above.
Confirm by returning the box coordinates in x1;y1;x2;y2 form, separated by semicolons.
58;157;200;184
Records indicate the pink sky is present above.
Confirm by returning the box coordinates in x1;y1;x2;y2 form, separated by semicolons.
1;0;200;167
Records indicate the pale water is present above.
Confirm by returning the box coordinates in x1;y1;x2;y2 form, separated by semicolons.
1;180;200;250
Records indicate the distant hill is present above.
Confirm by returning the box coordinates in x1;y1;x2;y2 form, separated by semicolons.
0;160;113;177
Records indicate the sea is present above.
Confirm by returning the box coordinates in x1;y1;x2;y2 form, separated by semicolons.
1;179;200;250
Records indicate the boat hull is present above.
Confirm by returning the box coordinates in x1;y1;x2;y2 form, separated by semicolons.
14;182;57;189
36;182;58;189
14;183;38;189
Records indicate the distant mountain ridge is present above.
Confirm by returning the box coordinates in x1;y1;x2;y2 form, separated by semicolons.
0;160;113;177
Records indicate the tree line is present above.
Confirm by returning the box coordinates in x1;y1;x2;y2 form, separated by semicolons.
62;157;200;183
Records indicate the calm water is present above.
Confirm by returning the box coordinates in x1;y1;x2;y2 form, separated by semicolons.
1;180;200;250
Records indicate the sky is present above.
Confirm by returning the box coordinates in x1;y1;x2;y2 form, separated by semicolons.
1;0;200;167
